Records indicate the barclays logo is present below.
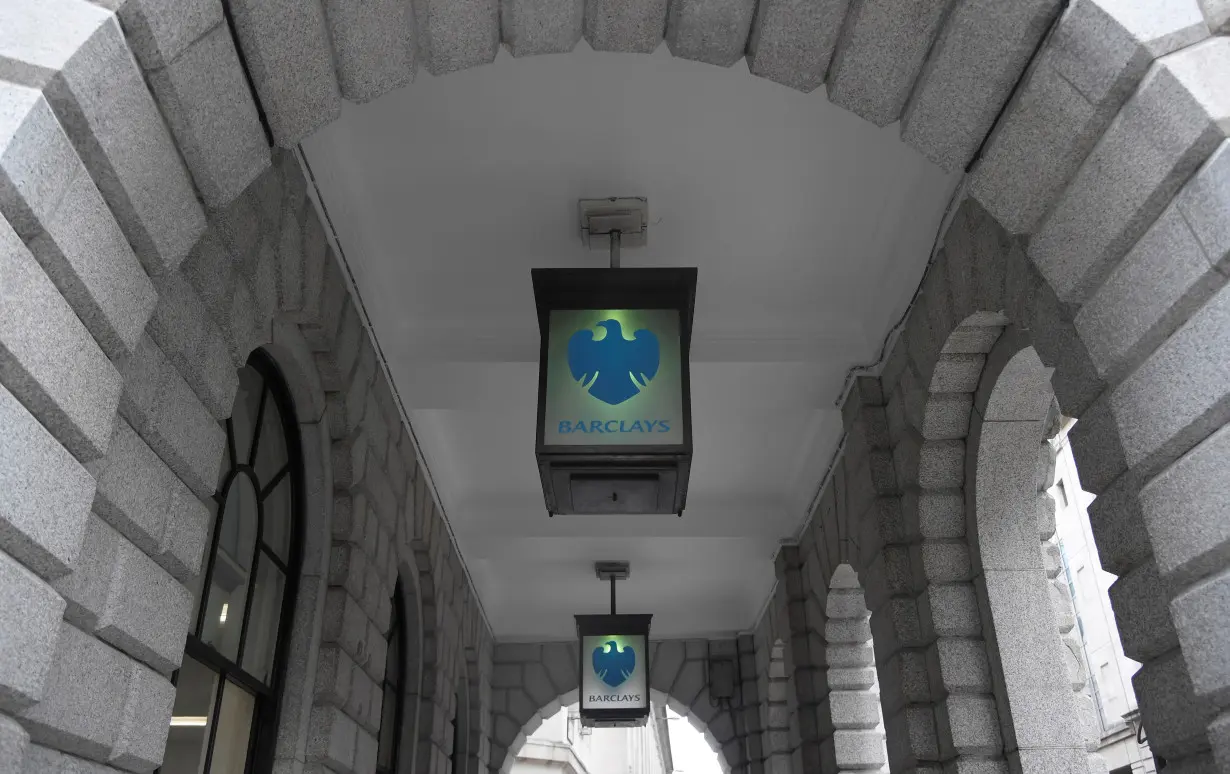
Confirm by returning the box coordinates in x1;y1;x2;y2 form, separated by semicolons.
592;639;636;688
568;319;660;406
558;419;670;435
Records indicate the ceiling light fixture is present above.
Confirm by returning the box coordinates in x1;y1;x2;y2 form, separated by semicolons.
532;198;696;517
170;716;209;727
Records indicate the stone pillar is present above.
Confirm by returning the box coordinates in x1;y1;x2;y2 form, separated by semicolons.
826;570;888;773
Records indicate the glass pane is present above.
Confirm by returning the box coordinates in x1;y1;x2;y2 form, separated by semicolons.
200;475;259;661
261;475;291;563
231;366;264;468
377;683;398;768
385;616;401;688
189;497;220;632
208;681;256;774
253;389;287;483
161;657;218;774
240;554;285;685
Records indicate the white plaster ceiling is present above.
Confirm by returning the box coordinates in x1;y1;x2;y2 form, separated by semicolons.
300;42;959;641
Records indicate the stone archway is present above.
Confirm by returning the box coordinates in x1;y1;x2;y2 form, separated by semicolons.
0;2;1228;773
964;331;1100;772
487;639;754;774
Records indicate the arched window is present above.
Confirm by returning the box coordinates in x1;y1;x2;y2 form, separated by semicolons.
160;352;302;774
450;678;469;774
377;581;407;774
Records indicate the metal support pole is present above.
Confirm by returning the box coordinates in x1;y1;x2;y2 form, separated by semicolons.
610;230;621;269
610;576;617;615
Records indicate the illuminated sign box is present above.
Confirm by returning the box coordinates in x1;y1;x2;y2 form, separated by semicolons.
575;613;653;726
532;268;696;516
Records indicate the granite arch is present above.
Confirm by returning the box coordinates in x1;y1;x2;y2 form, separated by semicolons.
0;1;1227;772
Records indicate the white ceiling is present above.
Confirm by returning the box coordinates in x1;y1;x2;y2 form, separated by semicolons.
301;42;959;641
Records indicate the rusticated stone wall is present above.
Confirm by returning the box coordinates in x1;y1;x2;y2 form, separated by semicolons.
0;1;1227;773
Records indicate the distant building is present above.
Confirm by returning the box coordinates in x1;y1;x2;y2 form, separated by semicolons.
511;703;674;774
1049;429;1157;774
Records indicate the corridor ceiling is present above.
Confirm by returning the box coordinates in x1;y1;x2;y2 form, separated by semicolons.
301;43;959;640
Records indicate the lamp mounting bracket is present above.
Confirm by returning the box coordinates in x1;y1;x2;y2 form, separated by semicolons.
578;198;648;253
595;561;630;582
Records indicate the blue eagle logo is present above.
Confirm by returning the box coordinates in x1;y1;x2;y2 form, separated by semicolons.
567;319;660;406
592;640;636;688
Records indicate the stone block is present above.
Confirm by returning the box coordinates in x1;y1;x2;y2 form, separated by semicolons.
0;215;121;461
96;533;193;675
1141;424;1230;586
1109;281;1230;473
1133;649;1213;758
972;420;1047;571
583;0;669;53
110;663;174;771
147;271;240;420
901;0;1060;171
0;84;156;360
834;728;888;767
178;232;239;349
1108;560;1178;662
969;0;1209;234
921;393;972;441
323;0;416;102
665;0;756;67
1177;140;1230;272
1050;579;1076;634
303;256;349;353
1076;195;1222;381
415;0;499;75
20;622;130;761
112;0;222;70
0;550;66;714
921;542;972;584
927;582;980;638
500;0;584;56
1171;567;1230;706
118;335;227;500
914;490;965;539
936;693;1001;757
745;0;849;92
918;440;964;490
33;12;206;273
88;419;208;584
1065;396;1127;498
0;715;27;773
825;0;952;127
0;383;95;581
146;23;270;209
929;636;990;695
228;0;341;147
929;355;985;393
306;705;358;771
52;512;119;631
1029;37;1230;306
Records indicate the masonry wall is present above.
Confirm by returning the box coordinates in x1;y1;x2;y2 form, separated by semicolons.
0;2;1228;774
0;63;491;774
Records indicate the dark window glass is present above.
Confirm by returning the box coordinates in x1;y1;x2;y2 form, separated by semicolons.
377;582;407;774
159;352;302;774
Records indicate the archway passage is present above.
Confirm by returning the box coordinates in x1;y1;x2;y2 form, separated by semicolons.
486;640;757;774
0;2;1228;774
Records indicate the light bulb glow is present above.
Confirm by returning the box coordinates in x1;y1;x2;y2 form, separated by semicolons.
219;603;228;624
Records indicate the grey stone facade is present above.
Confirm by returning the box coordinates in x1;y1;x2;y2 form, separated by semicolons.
0;1;1227;773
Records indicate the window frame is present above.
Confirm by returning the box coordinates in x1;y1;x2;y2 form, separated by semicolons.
376;580;408;774
161;350;305;774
